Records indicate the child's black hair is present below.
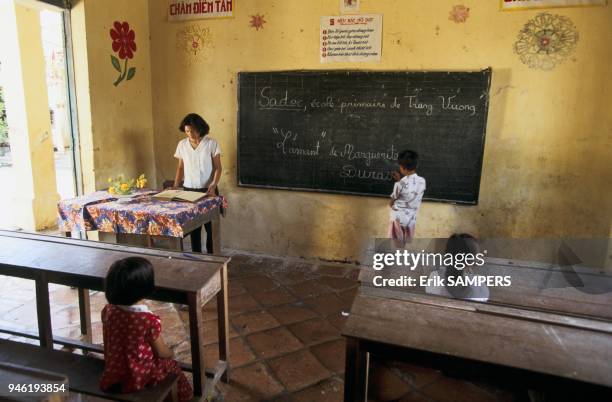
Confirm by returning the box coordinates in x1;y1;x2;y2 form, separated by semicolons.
179;113;210;137
398;150;418;170
443;233;479;281
105;257;155;305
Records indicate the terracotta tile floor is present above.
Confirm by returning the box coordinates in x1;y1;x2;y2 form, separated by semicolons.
0;251;521;402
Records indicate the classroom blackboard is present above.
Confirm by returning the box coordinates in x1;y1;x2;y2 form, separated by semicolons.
237;69;492;204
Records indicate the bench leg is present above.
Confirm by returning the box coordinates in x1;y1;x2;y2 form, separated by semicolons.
187;292;206;397
35;274;53;348
344;337;369;402
78;288;92;344
217;263;230;383
165;382;179;402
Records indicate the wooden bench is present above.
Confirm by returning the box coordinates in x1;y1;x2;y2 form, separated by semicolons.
0;339;178;402
0;230;230;397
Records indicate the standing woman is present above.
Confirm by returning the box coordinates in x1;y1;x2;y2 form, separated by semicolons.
174;113;222;253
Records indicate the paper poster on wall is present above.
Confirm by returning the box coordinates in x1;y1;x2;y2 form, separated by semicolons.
340;0;360;14
168;0;234;22
501;0;607;11
320;14;382;63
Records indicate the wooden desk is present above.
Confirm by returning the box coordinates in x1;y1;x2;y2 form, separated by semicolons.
342;261;612;401
0;230;230;398
96;205;221;254
60;192;224;255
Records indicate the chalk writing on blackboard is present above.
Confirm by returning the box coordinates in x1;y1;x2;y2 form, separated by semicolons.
238;70;492;204
258;89;477;117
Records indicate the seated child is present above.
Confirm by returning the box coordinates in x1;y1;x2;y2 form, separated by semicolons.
100;257;193;401
426;233;490;302
389;150;426;245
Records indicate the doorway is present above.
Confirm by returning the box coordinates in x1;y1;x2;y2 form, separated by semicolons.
0;2;80;230
41;9;77;201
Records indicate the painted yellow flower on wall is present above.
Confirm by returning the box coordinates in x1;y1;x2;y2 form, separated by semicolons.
176;24;212;65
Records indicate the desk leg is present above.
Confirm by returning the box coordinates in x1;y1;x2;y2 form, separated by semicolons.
344;337;369;402
35;274;53;348
77;288;92;343
65;231;88;240
171;237;183;251
211;210;221;255
187;292;206;397
217;263;230;383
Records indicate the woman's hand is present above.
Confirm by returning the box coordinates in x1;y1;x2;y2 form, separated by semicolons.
174;159;184;189
206;184;217;197
207;154;222;197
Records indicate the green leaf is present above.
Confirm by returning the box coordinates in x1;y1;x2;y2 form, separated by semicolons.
111;55;121;72
126;67;136;81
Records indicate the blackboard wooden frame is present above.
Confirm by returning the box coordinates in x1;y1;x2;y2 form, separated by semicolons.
237;69;492;205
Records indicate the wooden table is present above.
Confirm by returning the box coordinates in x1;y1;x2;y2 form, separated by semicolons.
95;203;221;254
60;192;223;255
344;259;612;401
0;230;230;398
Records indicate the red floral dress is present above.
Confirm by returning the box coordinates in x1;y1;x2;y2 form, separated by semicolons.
100;304;193;401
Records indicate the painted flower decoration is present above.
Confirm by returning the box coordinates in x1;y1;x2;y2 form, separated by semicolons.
449;5;470;24
110;21;137;86
250;14;266;31
110;21;136;59
176;24;213;64
514;13;579;71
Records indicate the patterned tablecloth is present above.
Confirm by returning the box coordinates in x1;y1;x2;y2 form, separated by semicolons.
57;190;227;237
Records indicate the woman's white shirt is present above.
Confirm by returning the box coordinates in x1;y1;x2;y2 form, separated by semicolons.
174;137;221;188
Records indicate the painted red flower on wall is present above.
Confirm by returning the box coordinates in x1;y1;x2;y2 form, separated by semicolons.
110;21;136;86
449;5;470;24
111;21;136;59
250;14;266;31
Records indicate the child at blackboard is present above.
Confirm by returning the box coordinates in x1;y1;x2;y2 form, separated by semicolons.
100;257;193;401
389;150;426;245
173;113;222;253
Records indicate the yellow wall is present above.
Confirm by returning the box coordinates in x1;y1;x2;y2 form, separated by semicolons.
122;1;609;261
71;0;156;192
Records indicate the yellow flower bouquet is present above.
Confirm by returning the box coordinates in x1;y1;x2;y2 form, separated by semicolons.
108;174;147;196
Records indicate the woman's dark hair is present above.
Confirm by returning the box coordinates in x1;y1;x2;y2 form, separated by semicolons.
179;113;209;137
105;257;155;305
398;150;418;170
